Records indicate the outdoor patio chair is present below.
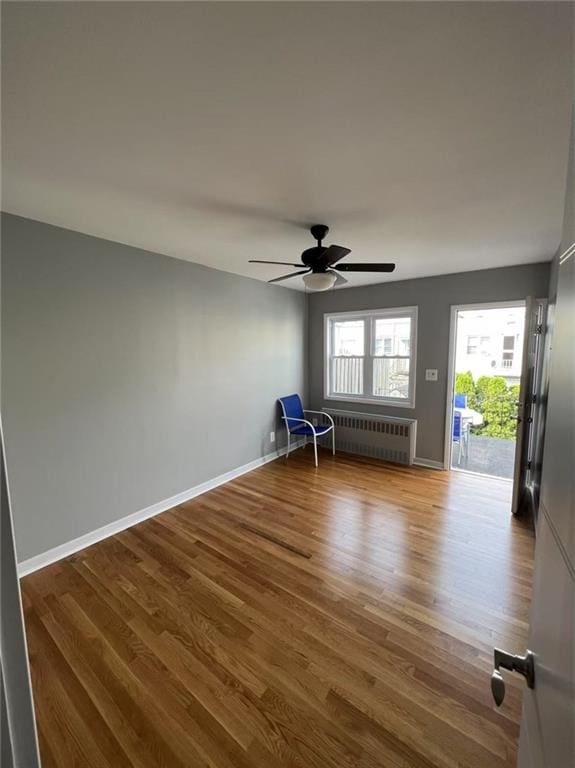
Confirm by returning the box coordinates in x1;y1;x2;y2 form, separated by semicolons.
453;411;469;463
278;394;335;467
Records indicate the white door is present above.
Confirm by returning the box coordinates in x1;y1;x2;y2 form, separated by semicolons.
516;505;574;768
511;297;534;515
1;418;42;767
493;250;574;767
523;301;548;521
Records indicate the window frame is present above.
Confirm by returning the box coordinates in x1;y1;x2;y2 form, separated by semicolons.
324;306;418;409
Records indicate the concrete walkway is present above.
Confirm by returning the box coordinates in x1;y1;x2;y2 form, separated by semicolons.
451;434;515;479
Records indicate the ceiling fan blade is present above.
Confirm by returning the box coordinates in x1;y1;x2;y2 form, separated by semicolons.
268;269;311;284
334;263;395;273
317;244;351;268
249;260;303;267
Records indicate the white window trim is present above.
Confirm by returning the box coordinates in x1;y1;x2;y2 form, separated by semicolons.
324;306;418;409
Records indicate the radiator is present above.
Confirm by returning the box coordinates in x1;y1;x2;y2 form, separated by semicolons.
318;408;417;465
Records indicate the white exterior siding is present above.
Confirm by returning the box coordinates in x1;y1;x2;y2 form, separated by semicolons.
455;306;525;383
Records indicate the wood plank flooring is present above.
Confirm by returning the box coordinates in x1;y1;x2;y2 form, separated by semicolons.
21;450;535;767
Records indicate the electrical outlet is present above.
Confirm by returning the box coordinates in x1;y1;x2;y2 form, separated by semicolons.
270;431;275;443
312;418;318;426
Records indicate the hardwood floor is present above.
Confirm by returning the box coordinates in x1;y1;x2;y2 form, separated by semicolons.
21;450;535;768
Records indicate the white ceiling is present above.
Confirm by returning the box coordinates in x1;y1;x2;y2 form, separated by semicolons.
2;2;573;290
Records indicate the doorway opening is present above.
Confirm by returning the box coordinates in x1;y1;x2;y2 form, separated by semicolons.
445;298;547;516
448;303;526;480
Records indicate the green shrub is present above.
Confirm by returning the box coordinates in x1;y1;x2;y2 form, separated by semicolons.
454;372;518;440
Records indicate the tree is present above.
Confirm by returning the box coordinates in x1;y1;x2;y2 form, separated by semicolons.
474;376;517;439
453;372;519;439
454;371;476;409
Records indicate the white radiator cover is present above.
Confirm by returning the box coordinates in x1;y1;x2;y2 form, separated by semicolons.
319;408;417;465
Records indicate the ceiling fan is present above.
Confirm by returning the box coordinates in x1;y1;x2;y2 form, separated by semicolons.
249;225;395;291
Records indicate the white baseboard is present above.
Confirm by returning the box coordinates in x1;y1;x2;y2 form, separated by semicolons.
17;441;304;577
413;457;445;470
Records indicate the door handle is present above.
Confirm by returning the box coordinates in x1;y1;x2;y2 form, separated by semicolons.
491;648;535;707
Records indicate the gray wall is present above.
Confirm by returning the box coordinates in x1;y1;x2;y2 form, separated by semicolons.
1;214;307;562
308;263;550;464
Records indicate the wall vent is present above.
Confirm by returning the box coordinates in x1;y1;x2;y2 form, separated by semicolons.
319;409;416;465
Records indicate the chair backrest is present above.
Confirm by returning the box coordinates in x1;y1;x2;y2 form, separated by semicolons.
278;394;304;430
452;411;462;440
454;393;467;408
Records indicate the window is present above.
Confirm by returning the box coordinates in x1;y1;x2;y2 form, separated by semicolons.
502;335;515;368
325;307;417;407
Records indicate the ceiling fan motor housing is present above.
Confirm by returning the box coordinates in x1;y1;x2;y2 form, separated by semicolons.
301;246;327;268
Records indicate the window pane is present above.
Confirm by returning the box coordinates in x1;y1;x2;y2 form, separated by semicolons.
374;317;411;356
503;335;515;351
332;357;364;395
373;357;410;399
333;320;364;356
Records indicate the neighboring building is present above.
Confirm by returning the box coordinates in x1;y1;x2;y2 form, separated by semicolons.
455;307;525;385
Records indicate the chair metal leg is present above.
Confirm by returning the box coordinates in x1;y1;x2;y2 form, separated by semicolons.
332;428;335;455
313;434;318;467
286;429;290;459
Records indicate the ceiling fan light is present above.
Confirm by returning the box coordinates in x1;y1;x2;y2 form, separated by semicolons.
303;272;337;291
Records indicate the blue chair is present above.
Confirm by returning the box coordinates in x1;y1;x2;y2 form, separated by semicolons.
278;394;335;467
454;393;468;408
452;411;469;464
